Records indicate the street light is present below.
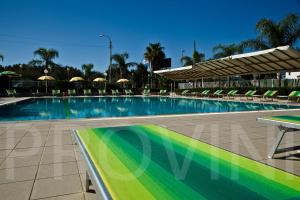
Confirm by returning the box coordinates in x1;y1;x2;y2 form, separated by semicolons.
44;69;49;95
99;34;112;84
103;72;107;89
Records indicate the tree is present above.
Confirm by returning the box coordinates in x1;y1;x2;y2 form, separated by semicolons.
241;13;300;50
180;56;193;66
213;44;243;59
180;50;205;66
81;64;94;80
111;52;137;79
31;48;59;68
241;13;300;86
144;43;166;88
0;54;3;62
144;43;166;71
132;63;148;88
193;50;205;63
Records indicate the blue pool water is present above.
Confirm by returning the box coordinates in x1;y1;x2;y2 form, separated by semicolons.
0;97;299;121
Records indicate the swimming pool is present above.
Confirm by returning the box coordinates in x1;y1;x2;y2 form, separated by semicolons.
0;97;299;121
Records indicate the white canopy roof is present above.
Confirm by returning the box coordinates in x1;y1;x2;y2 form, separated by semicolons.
154;46;300;80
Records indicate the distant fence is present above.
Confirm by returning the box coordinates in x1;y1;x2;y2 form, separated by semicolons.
178;79;300;89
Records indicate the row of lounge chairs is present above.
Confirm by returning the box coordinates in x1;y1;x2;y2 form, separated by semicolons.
180;89;300;102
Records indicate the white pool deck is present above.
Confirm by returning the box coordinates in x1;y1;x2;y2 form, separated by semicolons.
0;96;299;200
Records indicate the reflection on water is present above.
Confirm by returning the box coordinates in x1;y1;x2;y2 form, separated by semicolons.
0;97;299;121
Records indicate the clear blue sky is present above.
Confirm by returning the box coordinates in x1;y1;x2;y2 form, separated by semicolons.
1;0;299;72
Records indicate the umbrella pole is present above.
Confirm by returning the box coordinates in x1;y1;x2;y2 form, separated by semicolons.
46;80;48;95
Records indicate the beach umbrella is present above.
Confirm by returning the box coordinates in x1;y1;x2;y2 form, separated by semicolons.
117;78;130;92
116;78;129;83
93;77;107;89
0;71;21;89
70;77;84;94
38;76;55;95
93;77;106;82
70;77;84;82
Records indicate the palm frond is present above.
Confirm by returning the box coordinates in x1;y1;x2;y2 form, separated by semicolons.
240;39;270;50
180;56;193;66
28;59;43;67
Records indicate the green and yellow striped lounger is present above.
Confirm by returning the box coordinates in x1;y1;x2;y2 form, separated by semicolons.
257;115;300;158
74;125;300;200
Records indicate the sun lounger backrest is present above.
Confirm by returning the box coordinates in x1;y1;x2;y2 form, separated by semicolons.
289;91;300;97
201;90;208;94
268;90;278;97
244;90;252;96
213;90;221;95
263;90;272;96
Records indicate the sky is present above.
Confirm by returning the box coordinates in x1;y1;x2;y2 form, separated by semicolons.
0;0;300;72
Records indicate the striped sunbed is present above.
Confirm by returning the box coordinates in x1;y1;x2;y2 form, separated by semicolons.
257;115;300;158
200;90;210;97
74;125;300;200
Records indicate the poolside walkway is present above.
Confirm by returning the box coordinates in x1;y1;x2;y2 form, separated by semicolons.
0;99;299;199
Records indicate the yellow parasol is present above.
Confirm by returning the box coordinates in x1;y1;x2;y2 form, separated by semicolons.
93;77;107;82
116;78;129;83
38;76;55;81
37;76;55;95
70;77;84;82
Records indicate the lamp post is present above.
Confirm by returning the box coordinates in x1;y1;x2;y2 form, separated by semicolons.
44;69;49;95
99;34;112;84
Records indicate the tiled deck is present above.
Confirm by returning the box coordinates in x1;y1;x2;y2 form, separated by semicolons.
0;97;299;199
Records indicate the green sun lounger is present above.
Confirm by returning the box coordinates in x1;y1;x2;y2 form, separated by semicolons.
211;89;223;98
243;90;257;100
98;89;107;95
142;89;150;96
52;89;61;96
159;89;167;95
261;90;278;101
83;89;92;96
224;90;238;99
287;91;300;102
6;89;16;97
111;89;120;96
125;89;133;95
68;89;76;96
32;89;40;97
181;90;189;96
278;91;300;103
200;90;210;97
74;125;300;200
257;115;300;158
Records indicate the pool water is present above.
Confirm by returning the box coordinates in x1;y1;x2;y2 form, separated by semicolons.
0;97;299;121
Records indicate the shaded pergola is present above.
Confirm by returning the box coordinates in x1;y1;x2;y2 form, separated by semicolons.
155;46;300;81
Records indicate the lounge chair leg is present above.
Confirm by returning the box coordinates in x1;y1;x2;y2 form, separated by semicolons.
268;128;286;159
86;171;92;192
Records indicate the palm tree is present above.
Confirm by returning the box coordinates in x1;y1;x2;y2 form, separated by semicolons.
241;13;300;50
180;56;193;66
31;48;59;68
82;64;94;80
111;52;137;78
144;43;166;71
181;50;205;66
144;43;166;88
213;44;243;59
0;54;3;62
241;13;300;86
